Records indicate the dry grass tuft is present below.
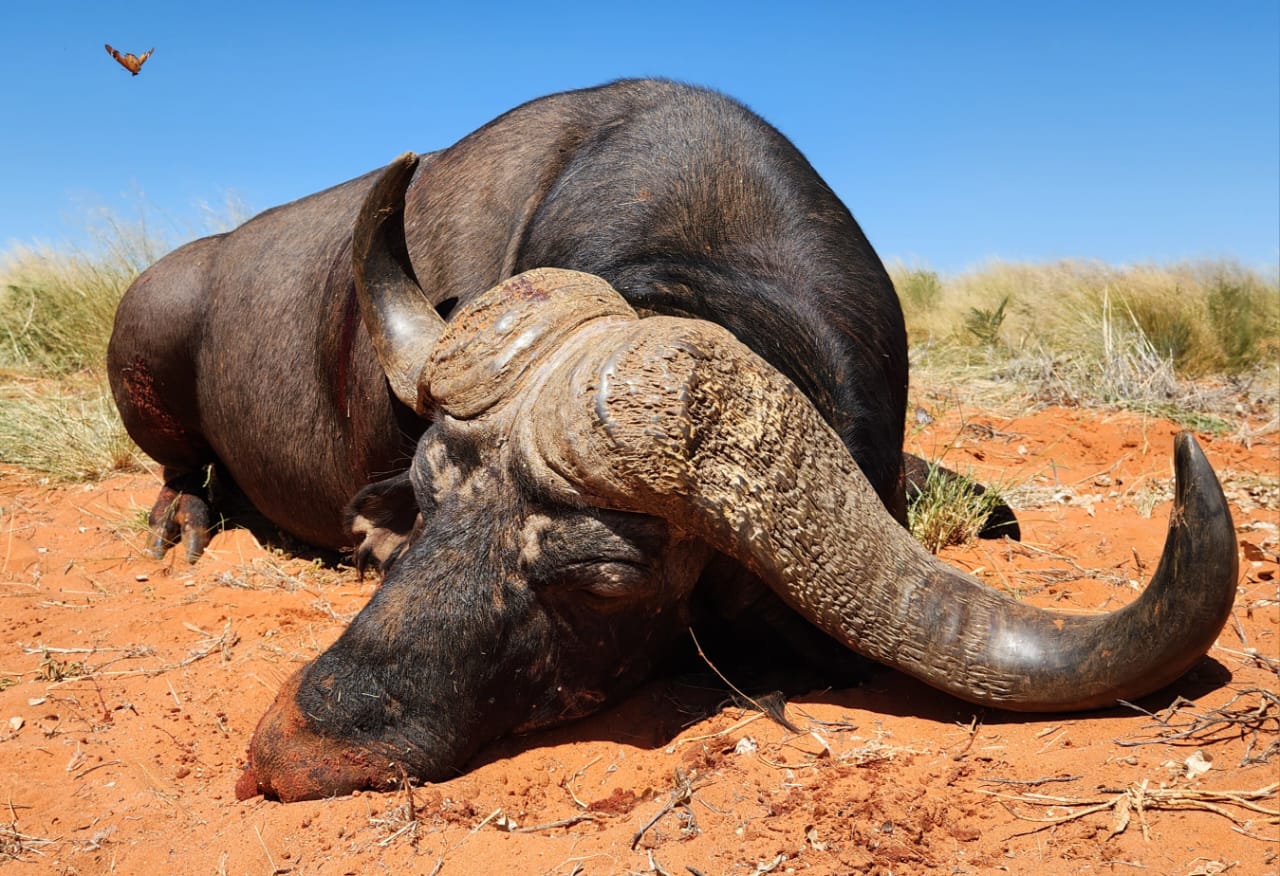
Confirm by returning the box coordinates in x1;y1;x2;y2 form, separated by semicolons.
0;375;146;479
907;461;1013;553
893;259;1280;417
369;780;422;848
1;204;243;479
0;811;59;862
21;622;237;684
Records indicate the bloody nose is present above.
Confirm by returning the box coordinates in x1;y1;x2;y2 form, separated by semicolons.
235;669;400;802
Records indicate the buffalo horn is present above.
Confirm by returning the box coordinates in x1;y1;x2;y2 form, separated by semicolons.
352;152;446;414
503;270;1238;712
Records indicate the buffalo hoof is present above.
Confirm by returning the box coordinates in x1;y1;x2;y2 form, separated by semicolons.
349;522;412;577
145;474;213;562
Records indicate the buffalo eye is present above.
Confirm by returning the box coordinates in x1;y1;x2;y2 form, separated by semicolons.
519;510;668;606
549;559;656;603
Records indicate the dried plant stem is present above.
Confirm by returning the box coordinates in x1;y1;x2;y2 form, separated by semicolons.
980;781;1279;840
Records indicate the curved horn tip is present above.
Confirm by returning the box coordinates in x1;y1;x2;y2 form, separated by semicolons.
364;153;420;219
1172;431;1232;516
384;152;419;185
354;151;443;414
1174;430;1208;476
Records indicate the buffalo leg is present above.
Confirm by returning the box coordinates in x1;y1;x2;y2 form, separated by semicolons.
145;468;213;562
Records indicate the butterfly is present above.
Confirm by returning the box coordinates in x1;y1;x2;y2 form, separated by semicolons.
105;44;154;76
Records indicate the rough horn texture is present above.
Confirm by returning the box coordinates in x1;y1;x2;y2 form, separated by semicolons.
511;271;1239;711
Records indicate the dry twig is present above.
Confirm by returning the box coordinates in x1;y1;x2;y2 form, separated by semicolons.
981;774;1083;787
564;754;603;809
688;628;800;732
23;621;238;683
979;780;1279;840
631;769;710;849
427;807;503;876
512;814;597;833
371;774;420;848
1118;690;1280;765
1;807;59;862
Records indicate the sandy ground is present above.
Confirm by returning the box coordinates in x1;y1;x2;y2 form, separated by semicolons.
1;405;1276;876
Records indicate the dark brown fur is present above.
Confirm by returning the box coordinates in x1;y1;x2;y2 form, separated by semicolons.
110;79;913;556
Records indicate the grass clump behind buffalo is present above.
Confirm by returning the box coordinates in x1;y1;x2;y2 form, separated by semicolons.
0;202;248;479
907;463;1013;554
0;216;168;479
894;259;1279;417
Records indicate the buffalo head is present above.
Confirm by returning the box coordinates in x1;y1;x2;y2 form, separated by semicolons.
236;153;1238;802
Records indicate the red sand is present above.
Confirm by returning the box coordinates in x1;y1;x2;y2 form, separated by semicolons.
2;405;1276;875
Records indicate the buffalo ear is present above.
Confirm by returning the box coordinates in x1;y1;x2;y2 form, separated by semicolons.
353;152;445;415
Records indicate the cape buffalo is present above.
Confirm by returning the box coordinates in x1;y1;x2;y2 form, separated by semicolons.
106;80;1237;802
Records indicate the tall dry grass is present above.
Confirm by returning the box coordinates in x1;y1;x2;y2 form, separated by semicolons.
893;259;1279;419
0;232;150;478
0;204;244;480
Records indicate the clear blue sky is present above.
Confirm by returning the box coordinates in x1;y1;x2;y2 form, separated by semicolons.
2;2;1277;274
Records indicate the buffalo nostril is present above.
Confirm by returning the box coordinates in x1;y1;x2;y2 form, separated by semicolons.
237;669;405;802
234;764;262;800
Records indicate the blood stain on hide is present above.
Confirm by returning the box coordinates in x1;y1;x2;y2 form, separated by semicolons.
121;355;192;444
505;274;550;302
